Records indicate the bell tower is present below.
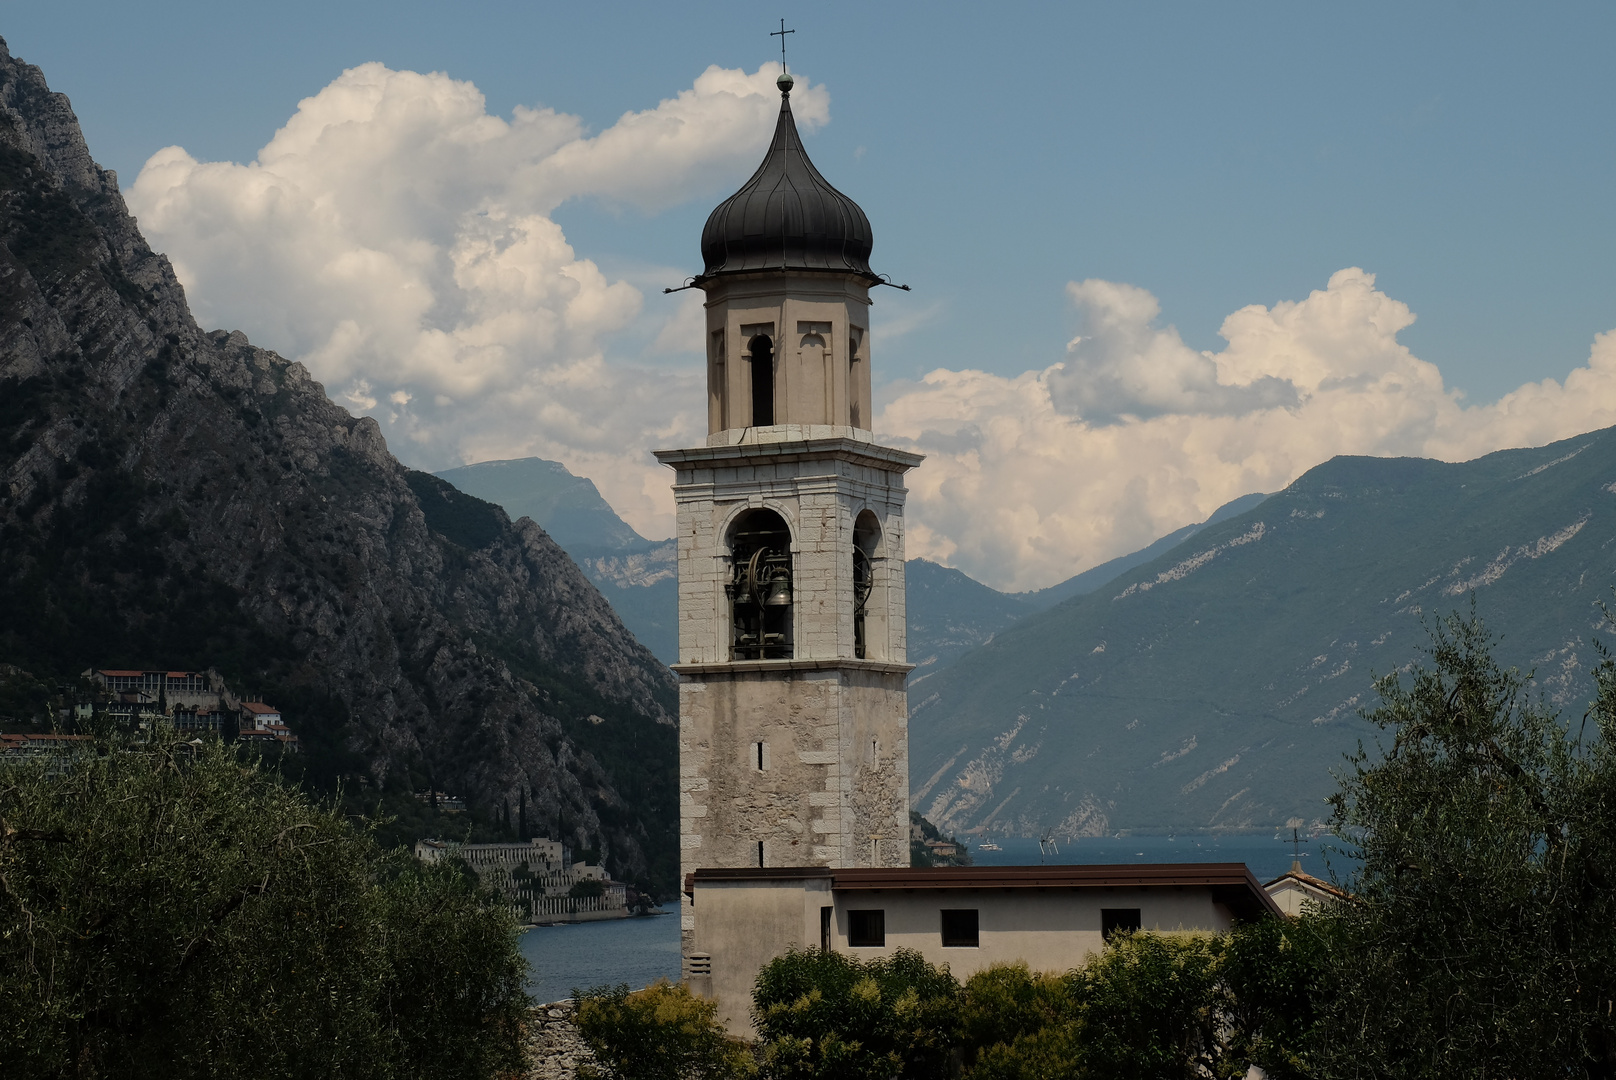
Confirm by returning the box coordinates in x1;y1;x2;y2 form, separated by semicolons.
656;71;921;972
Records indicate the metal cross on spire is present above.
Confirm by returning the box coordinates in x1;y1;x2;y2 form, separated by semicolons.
771;19;795;73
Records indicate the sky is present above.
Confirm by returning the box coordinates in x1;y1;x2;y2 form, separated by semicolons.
6;2;1615;590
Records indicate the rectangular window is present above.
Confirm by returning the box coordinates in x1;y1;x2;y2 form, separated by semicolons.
820;906;833;952
757;841;765;868
940;909;979;948
1101;908;1142;940
754;741;768;770
848;909;885;948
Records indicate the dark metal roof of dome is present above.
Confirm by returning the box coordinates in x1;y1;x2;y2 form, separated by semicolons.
698;85;876;283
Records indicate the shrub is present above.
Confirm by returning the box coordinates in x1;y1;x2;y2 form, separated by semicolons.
0;729;529;1079
752;947;961;1079
960;961;1074;1059
574;979;754;1080
1071;933;1223;1079
958;921;1323;1080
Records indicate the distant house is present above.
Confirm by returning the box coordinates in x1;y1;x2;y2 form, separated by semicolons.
1263;861;1348;917
237;700;298;751
239;701;282;728
0;732;92;758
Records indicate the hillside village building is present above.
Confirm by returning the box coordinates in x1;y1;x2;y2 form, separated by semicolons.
415;837;628;923
659;72;1282;1036
81;668;297;748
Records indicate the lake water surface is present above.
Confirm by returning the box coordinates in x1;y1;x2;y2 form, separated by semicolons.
524;833;1356;1001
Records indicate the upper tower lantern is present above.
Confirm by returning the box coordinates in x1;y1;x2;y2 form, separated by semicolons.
694;73;882;436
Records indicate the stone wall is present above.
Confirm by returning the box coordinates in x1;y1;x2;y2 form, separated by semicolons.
524;1002;595;1080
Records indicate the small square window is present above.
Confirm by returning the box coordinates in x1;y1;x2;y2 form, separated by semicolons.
940;909;979;948
848;909;885;947
1101;908;1142;940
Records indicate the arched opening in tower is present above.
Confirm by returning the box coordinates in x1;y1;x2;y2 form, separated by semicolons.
853;510;881;659
748;334;775;426
728;508;792;660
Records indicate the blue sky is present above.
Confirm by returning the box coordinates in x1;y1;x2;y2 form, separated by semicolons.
7;3;1615;587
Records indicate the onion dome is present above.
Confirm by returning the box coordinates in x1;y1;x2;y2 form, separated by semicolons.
698;74;876;283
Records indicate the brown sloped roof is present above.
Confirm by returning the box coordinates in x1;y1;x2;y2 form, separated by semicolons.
1263;866;1349;900
689;863;1280;921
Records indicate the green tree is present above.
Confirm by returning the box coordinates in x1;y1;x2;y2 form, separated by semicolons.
1313;608;1616;1078
0;728;530;1079
959;962;1081;1080
959;922;1321;1080
574;979;754;1080
753;947;962;1079
1070;933;1223;1079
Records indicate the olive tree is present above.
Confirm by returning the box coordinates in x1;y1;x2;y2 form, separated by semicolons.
0;730;529;1079
1313;608;1616;1078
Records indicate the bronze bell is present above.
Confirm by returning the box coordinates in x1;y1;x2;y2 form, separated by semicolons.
762;574;793;606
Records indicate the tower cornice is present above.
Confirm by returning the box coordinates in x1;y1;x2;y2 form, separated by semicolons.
654;433;924;474
670;657;914;677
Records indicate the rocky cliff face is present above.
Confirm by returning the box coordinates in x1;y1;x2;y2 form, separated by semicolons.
0;40;677;890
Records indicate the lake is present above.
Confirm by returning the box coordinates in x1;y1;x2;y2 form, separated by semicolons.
523;833;1356;1001
522;913;682;1005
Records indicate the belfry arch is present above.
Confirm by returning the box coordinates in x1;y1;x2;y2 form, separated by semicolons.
853;509;882;659
727;508;792;660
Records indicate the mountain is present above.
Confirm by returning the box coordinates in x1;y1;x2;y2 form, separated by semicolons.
437;458;680;666
436;457;651;554
905;561;1037;682
909;430;1616;839
0;41;678;892
1014;492;1270;609
907;493;1270;684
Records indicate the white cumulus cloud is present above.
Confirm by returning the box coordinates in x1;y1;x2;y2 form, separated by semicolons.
129;60;827;538
127;64;1616;591
879;268;1616;590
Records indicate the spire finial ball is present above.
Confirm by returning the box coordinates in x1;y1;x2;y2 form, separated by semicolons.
777;72;794;94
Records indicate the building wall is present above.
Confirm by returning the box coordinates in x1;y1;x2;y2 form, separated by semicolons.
689;877;833;1034
678;669;909;871
691;878;1237;1039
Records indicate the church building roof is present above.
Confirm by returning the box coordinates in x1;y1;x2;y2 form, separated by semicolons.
698;73;876;283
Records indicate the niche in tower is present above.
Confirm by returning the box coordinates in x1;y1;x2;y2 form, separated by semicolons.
848;326;866;428
728;508;793;660
853;510;882;659
748;334;775;426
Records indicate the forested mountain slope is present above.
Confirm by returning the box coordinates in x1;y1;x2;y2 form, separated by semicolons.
0;40;677;892
911;430;1616;838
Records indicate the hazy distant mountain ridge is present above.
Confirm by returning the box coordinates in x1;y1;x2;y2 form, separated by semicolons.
435;457;651;554
437;458;680;665
909;429;1616;839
